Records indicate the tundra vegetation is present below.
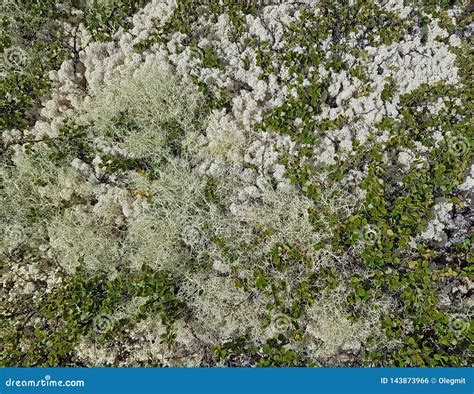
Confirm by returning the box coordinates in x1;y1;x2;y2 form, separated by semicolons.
1;0;472;367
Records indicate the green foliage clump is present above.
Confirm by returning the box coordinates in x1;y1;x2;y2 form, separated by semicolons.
0;267;184;366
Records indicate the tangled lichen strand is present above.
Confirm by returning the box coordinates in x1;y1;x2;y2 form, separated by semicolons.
1;0;472;367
